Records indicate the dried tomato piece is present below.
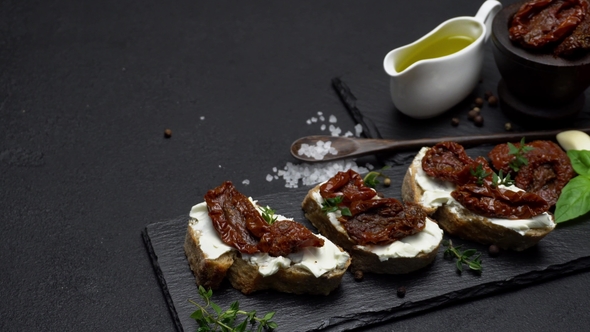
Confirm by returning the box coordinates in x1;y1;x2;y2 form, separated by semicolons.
422;141;473;183
319;169;376;204
515;156;574;206
257;219;324;257
554;6;590;57
451;183;549;219
205;181;269;254
489;140;569;172
488;142;518;175
348;197;404;216
488;140;574;206
206;181;325;256
343;198;426;246
455;156;495;186
509;0;588;50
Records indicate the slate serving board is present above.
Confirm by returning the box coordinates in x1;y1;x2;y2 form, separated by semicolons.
142;151;590;332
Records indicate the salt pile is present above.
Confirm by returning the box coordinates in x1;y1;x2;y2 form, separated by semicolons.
297;140;338;160
268;160;372;188
265;111;375;188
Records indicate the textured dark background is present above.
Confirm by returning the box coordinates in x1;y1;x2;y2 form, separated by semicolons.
2;0;590;331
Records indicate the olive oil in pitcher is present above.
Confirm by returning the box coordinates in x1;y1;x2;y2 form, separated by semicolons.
395;34;476;73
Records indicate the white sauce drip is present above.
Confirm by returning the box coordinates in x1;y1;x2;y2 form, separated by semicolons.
188;200;350;277
413;147;555;235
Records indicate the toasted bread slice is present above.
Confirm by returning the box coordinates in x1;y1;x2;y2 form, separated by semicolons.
184;202;351;295
402;147;556;251
302;184;443;274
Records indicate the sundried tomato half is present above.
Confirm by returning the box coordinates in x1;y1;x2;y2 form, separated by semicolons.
451;183;550;219
343;198;426;246
422;141;473;183
319;169;376;204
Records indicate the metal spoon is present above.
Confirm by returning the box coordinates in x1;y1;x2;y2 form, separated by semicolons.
290;128;590;162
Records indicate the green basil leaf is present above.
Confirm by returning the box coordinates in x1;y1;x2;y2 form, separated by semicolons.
567;150;590;176
554;175;590;223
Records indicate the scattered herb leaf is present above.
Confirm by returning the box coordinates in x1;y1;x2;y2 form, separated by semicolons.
470;164;491;186
507;137;534;172
491;170;514;187
190;285;278;332
321;195;352;217
363;166;391;188
443;239;483;273
260;206;278;225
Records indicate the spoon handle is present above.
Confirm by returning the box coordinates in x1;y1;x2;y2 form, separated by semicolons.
388;128;590;151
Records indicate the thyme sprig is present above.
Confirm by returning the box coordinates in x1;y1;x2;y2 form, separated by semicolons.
508;137;534;172
259;206;278;225
321;195;352;217
443;239;483;274
190;285;278;332
469;164;492;186
363;166;391;188
492;170;514;187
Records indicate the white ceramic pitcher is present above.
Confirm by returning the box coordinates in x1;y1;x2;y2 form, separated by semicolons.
383;0;502;119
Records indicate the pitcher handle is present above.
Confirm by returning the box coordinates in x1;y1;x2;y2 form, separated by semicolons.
474;0;502;42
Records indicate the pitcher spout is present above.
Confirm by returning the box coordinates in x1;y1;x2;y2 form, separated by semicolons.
383;49;404;77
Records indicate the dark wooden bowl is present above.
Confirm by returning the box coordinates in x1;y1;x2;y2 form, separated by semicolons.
491;1;590;124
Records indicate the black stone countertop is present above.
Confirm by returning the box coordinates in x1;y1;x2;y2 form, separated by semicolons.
2;0;590;331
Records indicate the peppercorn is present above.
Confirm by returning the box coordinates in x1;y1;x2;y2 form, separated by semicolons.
468;109;480;120
484;91;493;99
488;95;498;107
451;117;460;126
354;270;364;281
164;129;172;138
383;177;391;187
474;97;484;107
397;286;406;298
504;122;512;131
474;115;484;127
488;244;500;257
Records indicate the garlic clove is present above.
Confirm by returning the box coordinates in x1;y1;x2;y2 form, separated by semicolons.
556;130;590;151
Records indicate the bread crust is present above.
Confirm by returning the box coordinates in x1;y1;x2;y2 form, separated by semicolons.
184;224;234;289
302;184;440;274
401;153;438;215
433;206;554;251
402;147;556;251
184;218;351;295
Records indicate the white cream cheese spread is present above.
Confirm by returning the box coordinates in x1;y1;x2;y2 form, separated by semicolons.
414;147;555;235
356;219;443;260
310;185;443;258
188;201;350;278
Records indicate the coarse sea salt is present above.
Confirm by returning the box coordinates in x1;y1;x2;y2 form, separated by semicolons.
328;124;342;136
354;124;363;137
268;161;371;188
297;141;338;160
263;113;372;188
